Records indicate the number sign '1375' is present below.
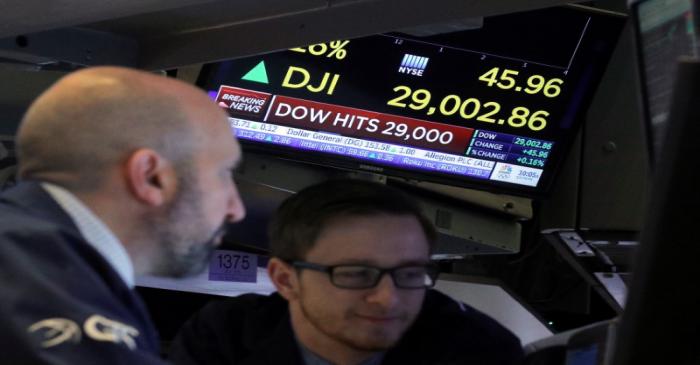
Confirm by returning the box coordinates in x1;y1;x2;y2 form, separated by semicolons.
209;250;258;283
218;253;250;270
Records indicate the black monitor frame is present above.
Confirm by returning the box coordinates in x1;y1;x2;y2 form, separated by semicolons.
197;6;625;198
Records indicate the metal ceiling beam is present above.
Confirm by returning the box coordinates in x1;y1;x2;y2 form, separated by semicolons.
0;28;138;67
0;0;217;38
137;0;573;69
0;0;576;70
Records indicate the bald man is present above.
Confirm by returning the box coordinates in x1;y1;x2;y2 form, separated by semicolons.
0;67;245;364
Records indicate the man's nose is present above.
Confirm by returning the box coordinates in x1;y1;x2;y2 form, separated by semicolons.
365;273;400;308
226;184;246;223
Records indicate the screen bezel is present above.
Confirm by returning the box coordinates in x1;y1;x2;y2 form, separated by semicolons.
630;0;657;167
631;0;663;167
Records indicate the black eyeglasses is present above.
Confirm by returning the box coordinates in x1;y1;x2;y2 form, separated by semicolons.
291;261;439;289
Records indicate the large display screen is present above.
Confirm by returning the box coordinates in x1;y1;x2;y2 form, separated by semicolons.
197;6;625;197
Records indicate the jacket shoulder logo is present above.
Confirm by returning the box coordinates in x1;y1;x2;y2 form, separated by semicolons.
27;318;82;348
84;314;140;350
27;314;140;350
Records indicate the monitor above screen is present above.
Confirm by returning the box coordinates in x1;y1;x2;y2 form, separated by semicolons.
631;0;699;164
197;5;625;197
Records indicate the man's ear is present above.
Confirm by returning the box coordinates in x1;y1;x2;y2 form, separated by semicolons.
268;258;299;301
124;148;176;207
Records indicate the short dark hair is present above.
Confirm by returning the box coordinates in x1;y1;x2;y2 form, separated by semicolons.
268;179;436;261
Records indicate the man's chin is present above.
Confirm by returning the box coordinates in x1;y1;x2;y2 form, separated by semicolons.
340;326;406;352
150;261;206;278
173;259;210;278
343;333;400;353
151;245;215;278
339;314;410;351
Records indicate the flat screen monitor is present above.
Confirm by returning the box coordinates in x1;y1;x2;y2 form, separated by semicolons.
197;5;625;197
631;0;699;163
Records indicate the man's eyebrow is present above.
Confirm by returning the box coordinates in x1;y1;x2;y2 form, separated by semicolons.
329;259;431;267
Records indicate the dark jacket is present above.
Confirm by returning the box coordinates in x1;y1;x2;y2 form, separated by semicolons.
170;290;524;365
0;181;167;365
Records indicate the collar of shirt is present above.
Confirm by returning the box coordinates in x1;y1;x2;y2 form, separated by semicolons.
42;182;135;288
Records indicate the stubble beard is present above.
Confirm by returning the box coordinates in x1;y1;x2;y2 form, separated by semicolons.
149;172;223;278
297;291;409;353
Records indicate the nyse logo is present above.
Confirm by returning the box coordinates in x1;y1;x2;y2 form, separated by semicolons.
398;54;429;76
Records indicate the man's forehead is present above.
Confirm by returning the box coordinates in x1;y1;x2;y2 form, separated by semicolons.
309;214;430;264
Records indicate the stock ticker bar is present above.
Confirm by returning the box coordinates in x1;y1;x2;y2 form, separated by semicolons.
231;118;496;181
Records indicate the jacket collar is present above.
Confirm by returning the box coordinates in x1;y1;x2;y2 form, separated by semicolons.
240;293;304;365
0;180;80;236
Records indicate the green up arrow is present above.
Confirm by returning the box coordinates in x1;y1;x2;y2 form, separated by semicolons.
241;61;269;84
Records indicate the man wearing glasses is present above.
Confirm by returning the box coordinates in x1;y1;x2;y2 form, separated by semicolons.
170;179;523;365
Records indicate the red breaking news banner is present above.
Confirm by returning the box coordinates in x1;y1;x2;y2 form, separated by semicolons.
216;86;272;119
264;95;474;154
